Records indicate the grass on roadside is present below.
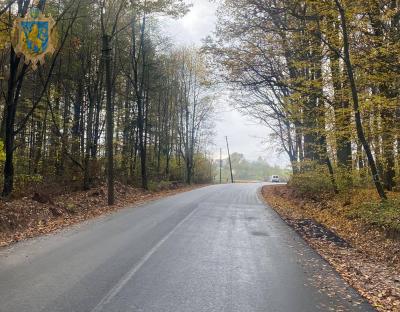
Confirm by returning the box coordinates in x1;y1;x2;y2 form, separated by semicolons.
287;166;400;238
347;198;400;237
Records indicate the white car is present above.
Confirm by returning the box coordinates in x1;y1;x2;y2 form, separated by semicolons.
271;175;280;183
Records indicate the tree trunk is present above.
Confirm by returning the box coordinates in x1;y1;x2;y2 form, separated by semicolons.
2;49;24;196
84;88;95;190
103;34;114;205
336;0;387;199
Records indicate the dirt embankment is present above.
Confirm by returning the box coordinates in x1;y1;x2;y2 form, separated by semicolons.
262;185;400;312
0;182;202;248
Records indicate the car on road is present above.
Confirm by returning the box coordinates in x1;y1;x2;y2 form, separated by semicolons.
271;175;280;183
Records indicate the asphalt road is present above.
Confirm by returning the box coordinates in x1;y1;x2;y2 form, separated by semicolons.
0;183;374;312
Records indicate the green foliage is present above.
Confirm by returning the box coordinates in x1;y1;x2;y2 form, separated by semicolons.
288;165;379;200
334;167;374;191
147;180;181;192
288;166;335;199
65;203;78;214
349;167;375;189
193;153;212;184
13;174;43;196
147;181;159;192
167;158;185;182
157;180;174;190
347;199;400;237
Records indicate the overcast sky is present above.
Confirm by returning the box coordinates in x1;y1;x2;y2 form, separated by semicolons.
159;0;289;167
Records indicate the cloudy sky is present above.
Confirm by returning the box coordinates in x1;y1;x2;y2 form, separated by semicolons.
160;0;289;167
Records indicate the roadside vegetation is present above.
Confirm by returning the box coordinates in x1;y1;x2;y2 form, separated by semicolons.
207;0;400;202
0;0;217;242
289;168;400;237
0;0;215;197
0;182;202;248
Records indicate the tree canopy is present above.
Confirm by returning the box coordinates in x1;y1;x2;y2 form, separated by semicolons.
207;0;400;199
0;0;215;199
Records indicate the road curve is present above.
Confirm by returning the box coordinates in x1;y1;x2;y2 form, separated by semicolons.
0;183;374;312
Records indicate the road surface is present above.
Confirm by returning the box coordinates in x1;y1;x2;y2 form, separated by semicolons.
0;183;374;312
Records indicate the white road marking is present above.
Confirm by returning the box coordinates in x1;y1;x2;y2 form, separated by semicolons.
90;206;199;312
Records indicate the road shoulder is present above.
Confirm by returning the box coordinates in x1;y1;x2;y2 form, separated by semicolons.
0;183;206;249
260;184;399;312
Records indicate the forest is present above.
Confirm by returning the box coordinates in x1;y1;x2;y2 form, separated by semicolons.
208;0;400;199
0;0;215;203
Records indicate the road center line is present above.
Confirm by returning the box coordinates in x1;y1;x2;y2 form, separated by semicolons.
90;206;200;312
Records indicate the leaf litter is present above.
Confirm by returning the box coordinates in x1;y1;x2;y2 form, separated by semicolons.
0;182;203;248
262;185;400;312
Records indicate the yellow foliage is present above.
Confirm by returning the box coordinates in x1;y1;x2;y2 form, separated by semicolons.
0;14;12;50
0;140;5;162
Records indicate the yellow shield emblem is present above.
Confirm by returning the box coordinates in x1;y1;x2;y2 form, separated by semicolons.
12;8;57;70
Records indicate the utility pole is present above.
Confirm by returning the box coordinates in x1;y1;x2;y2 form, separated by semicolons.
208;153;213;183
219;148;222;184
226;136;234;183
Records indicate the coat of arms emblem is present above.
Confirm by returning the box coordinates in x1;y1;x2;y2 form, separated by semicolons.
12;8;57;70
